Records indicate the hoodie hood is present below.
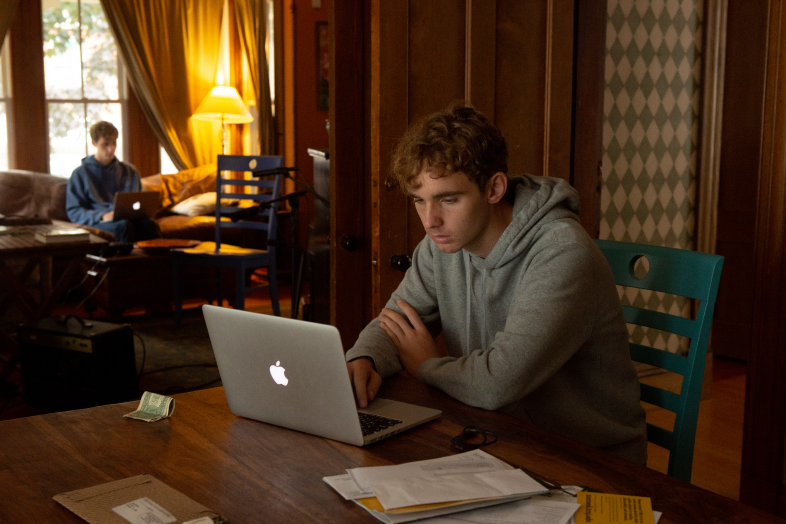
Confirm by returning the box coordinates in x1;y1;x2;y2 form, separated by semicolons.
478;174;581;270
463;174;581;351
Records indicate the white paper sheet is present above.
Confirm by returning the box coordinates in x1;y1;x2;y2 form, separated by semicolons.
323;473;374;500
347;450;512;494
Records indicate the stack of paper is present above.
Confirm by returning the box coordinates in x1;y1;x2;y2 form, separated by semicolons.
324;450;582;523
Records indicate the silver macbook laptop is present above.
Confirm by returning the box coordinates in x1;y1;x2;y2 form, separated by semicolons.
113;191;159;221
202;305;442;445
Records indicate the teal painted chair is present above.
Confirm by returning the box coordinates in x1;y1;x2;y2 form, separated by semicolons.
594;240;723;483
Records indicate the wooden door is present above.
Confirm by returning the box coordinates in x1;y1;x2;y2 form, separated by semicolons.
711;1;768;362
330;1;606;342
368;0;606;316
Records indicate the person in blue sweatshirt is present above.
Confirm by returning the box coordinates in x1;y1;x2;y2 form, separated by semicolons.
345;105;647;464
65;121;160;243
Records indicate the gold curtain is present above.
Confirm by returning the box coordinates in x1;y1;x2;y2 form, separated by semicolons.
234;0;275;155
0;0;20;48
100;0;224;170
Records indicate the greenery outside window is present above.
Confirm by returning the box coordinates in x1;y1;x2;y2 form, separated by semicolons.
42;0;125;178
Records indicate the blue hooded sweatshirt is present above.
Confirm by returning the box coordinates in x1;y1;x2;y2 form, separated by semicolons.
65;155;141;226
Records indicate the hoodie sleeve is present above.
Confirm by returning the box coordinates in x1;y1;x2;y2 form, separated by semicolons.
65;166;111;226
416;240;597;410
345;238;442;378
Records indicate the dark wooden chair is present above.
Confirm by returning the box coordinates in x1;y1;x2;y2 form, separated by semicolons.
172;155;283;325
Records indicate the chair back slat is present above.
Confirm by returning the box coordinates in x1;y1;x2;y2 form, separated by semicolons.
220;192;280;203
594;239;723;483
629;343;690;376
639;383;682;413
214;154;283;249
646;423;676;451
622;306;697;339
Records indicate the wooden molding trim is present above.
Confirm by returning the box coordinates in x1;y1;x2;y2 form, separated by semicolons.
741;0;786;512
330;0;367;346
464;0;496;121
9;0;47;173
696;0;728;255
542;0;574;182
570;0;607;238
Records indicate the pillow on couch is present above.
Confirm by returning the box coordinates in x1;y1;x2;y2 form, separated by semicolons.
170;192;242;217
171;192;217;217
141;163;217;210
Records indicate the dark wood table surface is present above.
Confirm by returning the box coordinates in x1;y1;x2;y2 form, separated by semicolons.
0;375;779;523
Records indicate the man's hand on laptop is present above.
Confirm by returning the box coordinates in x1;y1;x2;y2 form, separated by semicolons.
379;299;443;377
102;211;114;222
348;357;381;408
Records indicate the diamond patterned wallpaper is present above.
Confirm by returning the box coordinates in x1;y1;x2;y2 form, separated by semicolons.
600;0;703;354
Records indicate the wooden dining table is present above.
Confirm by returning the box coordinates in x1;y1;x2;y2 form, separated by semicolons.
0;374;779;523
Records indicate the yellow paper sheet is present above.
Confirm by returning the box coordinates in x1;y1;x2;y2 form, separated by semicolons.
356;495;505;515
574;491;654;524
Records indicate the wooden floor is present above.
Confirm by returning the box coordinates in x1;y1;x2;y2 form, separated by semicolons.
644;357;747;500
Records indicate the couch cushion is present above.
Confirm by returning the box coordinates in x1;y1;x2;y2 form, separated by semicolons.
0;170;69;221
141;164;217;210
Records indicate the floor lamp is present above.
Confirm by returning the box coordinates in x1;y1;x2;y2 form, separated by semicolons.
193;86;253;154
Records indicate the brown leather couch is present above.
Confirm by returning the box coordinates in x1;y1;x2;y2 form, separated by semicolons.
0;165;238;243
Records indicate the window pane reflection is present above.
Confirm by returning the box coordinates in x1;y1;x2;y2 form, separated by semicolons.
49;102;86;177
81;1;118;99
43;0;83;100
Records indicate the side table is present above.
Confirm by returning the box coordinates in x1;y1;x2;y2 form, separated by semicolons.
82;243;236;319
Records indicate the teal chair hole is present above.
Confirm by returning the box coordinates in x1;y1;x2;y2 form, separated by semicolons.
595;240;723;483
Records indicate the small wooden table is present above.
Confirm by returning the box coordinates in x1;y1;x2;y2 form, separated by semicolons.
0;375;779;523
82;242;234;319
0;224;106;381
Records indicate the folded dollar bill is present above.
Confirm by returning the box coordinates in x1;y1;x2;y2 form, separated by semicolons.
124;391;176;422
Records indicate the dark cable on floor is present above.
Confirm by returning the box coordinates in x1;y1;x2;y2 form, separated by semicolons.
66;266;111;317
134;332;147;378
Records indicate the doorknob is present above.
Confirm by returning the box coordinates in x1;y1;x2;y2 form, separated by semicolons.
389;254;411;272
340;235;359;252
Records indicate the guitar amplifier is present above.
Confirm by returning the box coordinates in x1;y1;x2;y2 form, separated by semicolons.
17;317;138;410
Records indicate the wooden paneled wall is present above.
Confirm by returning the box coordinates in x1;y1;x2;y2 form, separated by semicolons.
370;0;604;317
331;1;607;340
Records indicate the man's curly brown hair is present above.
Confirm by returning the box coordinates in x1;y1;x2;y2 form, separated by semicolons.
389;104;508;193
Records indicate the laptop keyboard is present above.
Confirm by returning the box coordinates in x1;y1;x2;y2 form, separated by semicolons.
359;412;403;436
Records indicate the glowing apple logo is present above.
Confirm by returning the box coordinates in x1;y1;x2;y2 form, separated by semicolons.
269;361;288;385
132;201;141;210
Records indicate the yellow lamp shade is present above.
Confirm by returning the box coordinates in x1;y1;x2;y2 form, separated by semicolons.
193;86;253;124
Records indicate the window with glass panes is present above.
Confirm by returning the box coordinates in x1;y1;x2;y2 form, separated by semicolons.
42;0;125;177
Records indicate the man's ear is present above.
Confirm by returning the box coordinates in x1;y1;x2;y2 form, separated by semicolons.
486;172;508;204
91;140;98;148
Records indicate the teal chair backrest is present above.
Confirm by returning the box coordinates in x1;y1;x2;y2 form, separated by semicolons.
594;239;723;483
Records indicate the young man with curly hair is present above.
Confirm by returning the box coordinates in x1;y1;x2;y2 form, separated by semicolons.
66;121;161;243
345;105;647;464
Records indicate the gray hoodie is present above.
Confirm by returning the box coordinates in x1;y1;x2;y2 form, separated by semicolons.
346;174;648;464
